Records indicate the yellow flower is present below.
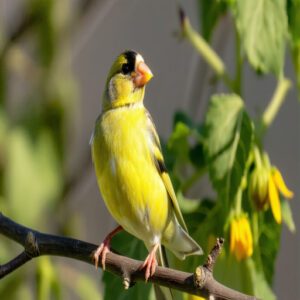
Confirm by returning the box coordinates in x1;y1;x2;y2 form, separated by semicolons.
230;215;253;261
250;163;294;224
268;167;294;223
249;163;269;210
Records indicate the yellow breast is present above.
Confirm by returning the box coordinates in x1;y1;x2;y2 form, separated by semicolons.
91;105;170;244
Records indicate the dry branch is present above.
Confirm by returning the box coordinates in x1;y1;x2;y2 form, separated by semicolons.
0;213;257;299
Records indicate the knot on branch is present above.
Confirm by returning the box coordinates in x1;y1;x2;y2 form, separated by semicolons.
25;232;39;257
193;266;206;289
194;237;225;290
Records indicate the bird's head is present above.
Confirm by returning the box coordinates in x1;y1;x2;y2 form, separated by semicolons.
102;50;153;111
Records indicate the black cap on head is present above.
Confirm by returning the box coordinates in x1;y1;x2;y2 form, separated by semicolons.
121;50;137;75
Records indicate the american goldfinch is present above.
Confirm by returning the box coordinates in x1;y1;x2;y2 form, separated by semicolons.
91;50;202;281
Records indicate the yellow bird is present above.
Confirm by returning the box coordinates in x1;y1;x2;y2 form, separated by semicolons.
91;50;202;281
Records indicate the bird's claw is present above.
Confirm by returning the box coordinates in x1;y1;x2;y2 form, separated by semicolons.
93;241;110;270
93;226;123;271
140;245;158;281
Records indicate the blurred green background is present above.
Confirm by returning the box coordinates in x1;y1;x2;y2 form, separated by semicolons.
0;0;299;299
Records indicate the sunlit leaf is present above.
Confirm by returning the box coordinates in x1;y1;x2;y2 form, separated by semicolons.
203;94;253;208
233;0;288;76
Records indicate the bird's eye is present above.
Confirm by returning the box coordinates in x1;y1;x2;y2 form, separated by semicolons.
121;63;131;74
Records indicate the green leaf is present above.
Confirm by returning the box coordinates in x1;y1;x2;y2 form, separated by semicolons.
177;192;201;214
198;0;228;41
233;0;288;76
258;209;281;285
281;200;296;232
214;254;276;300
214;254;253;296
287;0;300;99
203;94;253;207
189;143;205;169
246;258;276;300
173;111;195;129
287;0;300;45
102;231;151;300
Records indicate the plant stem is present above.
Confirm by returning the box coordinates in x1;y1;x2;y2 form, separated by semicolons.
262;78;291;130
179;8;235;91
234;29;242;95
235;186;243;215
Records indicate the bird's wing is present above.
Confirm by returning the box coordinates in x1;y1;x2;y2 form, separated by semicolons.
146;111;188;232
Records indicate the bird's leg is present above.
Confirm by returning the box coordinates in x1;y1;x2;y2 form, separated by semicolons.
93;225;123;270
140;243;159;281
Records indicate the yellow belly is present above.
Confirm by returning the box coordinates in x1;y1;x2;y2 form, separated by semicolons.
91;107;170;245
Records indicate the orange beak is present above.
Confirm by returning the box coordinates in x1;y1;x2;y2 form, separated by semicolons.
133;61;153;87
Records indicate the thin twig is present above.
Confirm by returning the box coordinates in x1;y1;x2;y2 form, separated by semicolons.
0;213;256;299
203;237;224;272
0;252;31;279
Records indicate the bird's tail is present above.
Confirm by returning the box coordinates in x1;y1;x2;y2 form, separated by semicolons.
164;221;203;260
153;245;173;300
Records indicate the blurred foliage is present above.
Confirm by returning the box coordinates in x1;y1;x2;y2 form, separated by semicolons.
169;1;296;299
0;1;297;300
0;0;101;299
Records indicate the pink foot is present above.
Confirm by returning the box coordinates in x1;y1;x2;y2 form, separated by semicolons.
93;241;110;270
93;225;123;270
140;244;159;281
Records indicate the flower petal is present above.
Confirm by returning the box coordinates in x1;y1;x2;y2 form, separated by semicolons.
273;168;294;199
268;176;282;224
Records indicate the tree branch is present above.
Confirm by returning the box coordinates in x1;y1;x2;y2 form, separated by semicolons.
0;213;256;299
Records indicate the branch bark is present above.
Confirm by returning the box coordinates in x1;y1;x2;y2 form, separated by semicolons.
0;213;257;300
